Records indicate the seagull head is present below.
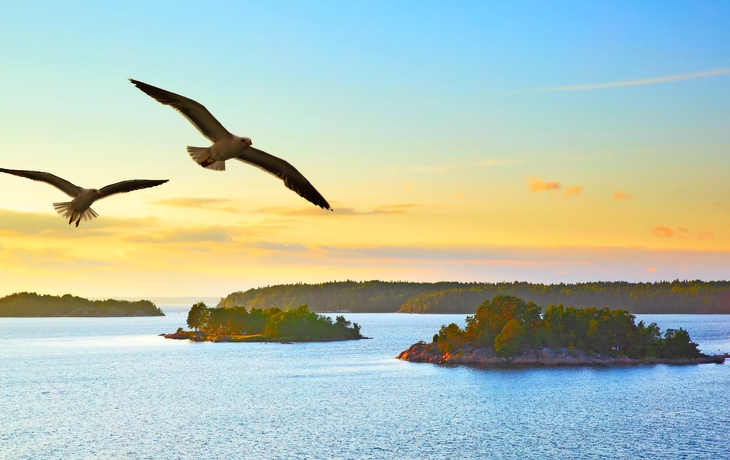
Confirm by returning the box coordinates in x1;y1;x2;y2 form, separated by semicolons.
240;137;253;146
94;189;105;197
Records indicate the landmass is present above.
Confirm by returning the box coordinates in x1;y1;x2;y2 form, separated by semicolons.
397;295;725;367
0;292;164;317
217;280;730;314
164;303;365;342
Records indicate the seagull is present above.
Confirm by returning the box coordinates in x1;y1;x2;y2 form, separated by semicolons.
129;78;332;210
0;168;168;227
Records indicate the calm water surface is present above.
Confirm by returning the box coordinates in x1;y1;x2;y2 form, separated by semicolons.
1;311;729;459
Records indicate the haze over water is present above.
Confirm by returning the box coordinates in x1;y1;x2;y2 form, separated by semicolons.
2;312;728;459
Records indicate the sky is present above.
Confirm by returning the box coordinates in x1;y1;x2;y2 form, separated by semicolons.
0;1;729;298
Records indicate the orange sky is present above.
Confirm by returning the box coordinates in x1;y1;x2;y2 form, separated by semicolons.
1;2;729;297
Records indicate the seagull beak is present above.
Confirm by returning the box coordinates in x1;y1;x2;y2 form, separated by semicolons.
248;140;253;146
98;191;105;197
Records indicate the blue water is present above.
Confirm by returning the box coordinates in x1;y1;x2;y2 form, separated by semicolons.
1;312;728;459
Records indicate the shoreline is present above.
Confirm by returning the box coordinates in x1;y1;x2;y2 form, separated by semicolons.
162;331;370;343
397;342;726;367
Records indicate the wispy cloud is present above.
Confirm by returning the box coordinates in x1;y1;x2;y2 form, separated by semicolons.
123;226;234;243
254;203;420;217
527;177;581;197
0;209;157;238
651;226;714;241
652;226;674;237
152;197;238;213
248;242;308;252
562;185;582;197
526;68;730;93
614;191;633;201
528;177;561;192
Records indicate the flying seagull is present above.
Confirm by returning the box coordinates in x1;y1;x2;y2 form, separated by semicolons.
129;78;331;210
0;168;168;227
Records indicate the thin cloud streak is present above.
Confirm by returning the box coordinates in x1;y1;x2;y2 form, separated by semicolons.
528;178;560;192
152;197;238;213
562;185;582;197
254;204;420;217
524;68;730;93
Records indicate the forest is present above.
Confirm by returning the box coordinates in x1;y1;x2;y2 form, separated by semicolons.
433;295;702;359
218;280;730;314
181;302;363;341
0;292;164;317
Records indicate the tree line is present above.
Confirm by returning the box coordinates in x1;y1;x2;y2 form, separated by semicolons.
185;302;363;341
0;292;163;317
435;295;702;359
217;280;730;314
217;280;466;312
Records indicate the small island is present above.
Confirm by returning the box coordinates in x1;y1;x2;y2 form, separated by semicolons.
0;292;164;317
398;295;724;366
165;303;365;342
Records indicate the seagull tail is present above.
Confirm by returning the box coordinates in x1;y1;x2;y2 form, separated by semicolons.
53;202;99;225
187;146;225;171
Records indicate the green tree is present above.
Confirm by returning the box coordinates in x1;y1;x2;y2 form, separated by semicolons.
437;323;465;352
656;328;701;359
187;302;209;331
465;295;541;346
494;319;525;357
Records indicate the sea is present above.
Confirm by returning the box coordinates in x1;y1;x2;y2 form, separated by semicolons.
1;309;728;459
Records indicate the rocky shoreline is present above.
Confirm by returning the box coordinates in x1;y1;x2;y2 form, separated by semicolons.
397;341;726;366
162;331;369;343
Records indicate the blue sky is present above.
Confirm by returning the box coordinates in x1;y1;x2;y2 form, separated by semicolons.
0;1;729;296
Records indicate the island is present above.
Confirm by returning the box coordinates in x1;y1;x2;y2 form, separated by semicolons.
397;295;725;366
0;292;164;317
164;303;365;342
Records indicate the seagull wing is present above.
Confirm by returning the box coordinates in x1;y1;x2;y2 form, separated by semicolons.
235;147;331;210
129;79;230;142
98;179;169;199
0;168;80;197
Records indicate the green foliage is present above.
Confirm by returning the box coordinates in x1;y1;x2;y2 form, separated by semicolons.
0;292;164;317
655;328;701;359
464;295;541;346
217;280;730;314
186;302;209;331
218;280;460;313
401;280;730;314
432;295;705;360
184;303;362;341
494;320;525;357
437;323;465;353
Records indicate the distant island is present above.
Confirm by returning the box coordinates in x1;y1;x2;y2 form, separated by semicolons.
164;302;364;342
397;295;724;366
0;292;164;317
218;280;730;314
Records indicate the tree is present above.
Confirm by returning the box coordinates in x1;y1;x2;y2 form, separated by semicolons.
187;302;209;331
494;320;525;357
656;328;701;359
465;295;541;346
437;323;465;352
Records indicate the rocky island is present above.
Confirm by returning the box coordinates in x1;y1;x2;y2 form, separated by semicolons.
398;295;725;367
165;302;365;342
0;292;164;317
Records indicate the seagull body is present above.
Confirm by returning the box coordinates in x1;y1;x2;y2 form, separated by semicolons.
0;168;168;227
129;78;331;210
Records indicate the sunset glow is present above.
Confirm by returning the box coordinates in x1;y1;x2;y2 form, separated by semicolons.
1;2;729;297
